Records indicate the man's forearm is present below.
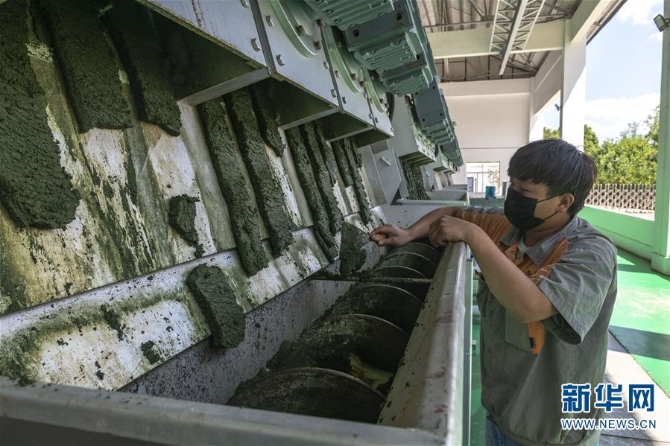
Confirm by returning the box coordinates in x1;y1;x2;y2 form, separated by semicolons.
406;206;460;240
466;225;558;323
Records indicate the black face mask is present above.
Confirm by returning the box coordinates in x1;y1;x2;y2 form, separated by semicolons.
504;188;559;232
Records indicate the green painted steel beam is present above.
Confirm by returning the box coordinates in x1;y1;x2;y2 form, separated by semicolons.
652;0;670;275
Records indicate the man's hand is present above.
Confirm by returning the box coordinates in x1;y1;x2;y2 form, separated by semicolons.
428;215;477;248
370;224;411;247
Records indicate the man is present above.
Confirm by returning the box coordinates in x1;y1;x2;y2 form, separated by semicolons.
371;139;617;446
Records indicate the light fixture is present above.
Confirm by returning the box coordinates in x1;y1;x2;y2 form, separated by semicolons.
653;14;669;32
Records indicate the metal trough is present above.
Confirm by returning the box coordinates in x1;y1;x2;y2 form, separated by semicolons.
1;242;471;445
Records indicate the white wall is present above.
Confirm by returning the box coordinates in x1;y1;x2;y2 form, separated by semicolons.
442;79;532;186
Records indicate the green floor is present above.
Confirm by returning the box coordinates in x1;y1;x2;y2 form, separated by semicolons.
609;249;670;396
469;249;670;445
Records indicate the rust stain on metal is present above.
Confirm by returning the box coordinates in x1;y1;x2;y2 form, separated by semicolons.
427;368;446;379
434;311;454;324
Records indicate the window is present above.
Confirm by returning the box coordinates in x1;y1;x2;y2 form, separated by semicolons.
466;162;500;195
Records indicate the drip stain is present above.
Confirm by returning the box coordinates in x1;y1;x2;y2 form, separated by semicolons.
0;0;79;230
101;304;124;340
103;2;182;136
39;0;132;132
300;122;343;235
0;289;194;387
198;100;268;276
285;127;337;262
83;159;156;281
125;151;139;204
225;89;294;259
186;265;245;349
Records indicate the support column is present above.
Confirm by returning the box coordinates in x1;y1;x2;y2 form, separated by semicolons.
652;0;670;275
529;49;562;142
529;109;545;141
559;19;586;150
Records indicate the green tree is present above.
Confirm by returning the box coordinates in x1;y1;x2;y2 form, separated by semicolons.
542;109;659;185
543;124;602;166
543;127;560;139
542;125;598;147
584;124;600;158
645;105;660;149
598;134;656;184
583;124;605;177
594;109;658;184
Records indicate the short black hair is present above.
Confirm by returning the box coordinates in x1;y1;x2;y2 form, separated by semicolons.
508;139;597;216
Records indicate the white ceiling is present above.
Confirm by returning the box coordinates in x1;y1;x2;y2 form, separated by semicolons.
420;0;626;82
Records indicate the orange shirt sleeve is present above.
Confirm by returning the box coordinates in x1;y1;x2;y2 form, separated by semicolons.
455;208;513;246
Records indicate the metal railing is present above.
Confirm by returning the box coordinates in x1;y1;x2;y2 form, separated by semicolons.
586;184;656;212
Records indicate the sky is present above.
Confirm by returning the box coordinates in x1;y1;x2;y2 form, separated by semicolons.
544;0;664;141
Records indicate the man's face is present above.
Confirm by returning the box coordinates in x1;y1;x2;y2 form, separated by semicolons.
509;178;560;220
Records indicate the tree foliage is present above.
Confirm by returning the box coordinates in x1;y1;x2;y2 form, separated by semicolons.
543;127;560;139
584;124;600;158
543;106;659;185
646;105;660;149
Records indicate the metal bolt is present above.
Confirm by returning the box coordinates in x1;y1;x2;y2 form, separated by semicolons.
276;54;285;66
323;61;329;70
240;0;249;7
314;40;322;50
359;80;365;87
316;18;325;27
342;97;347;104
265;15;274;26
331;89;337;98
296;25;305;35
251;38;261;52
350;72;357;80
335;70;340;77
368;113;374;119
